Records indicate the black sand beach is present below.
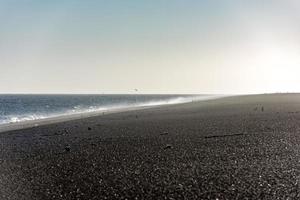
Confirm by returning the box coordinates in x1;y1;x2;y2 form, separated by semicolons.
1;94;300;199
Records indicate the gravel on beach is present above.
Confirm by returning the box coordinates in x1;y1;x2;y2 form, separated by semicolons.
1;94;300;199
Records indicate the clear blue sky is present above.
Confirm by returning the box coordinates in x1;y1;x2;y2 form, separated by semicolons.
1;0;300;94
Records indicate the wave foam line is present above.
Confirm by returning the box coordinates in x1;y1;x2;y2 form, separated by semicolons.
0;95;223;125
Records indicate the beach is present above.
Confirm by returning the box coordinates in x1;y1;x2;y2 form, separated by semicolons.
1;93;300;199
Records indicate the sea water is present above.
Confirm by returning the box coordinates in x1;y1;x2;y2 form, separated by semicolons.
0;94;215;125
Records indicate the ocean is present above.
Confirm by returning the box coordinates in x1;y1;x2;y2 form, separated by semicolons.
0;94;215;125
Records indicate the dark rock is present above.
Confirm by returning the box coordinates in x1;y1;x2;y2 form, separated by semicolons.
160;131;169;135
65;146;70;152
164;144;173;150
88;127;92;131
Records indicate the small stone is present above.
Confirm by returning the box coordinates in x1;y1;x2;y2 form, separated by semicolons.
164;144;173;150
65;146;70;152
88;127;92;130
134;169;141;175
64;129;69;134
160;131;169;135
177;184;184;190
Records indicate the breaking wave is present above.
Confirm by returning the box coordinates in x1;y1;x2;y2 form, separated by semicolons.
0;95;222;125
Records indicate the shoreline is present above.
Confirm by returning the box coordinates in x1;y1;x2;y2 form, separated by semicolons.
0;95;226;133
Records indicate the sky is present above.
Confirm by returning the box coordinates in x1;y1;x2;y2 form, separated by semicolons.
0;0;300;94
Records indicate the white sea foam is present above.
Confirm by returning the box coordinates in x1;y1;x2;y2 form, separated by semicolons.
0;95;224;125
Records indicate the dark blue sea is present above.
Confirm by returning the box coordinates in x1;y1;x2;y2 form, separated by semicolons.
0;94;214;125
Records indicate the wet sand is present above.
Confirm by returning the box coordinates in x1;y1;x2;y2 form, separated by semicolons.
1;94;300;199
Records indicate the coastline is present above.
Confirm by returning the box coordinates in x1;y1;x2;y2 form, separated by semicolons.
2;93;300;199
0;95;225;133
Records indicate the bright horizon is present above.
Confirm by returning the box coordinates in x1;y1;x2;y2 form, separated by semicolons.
1;0;300;94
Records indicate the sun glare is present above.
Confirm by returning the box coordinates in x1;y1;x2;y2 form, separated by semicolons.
255;43;300;92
